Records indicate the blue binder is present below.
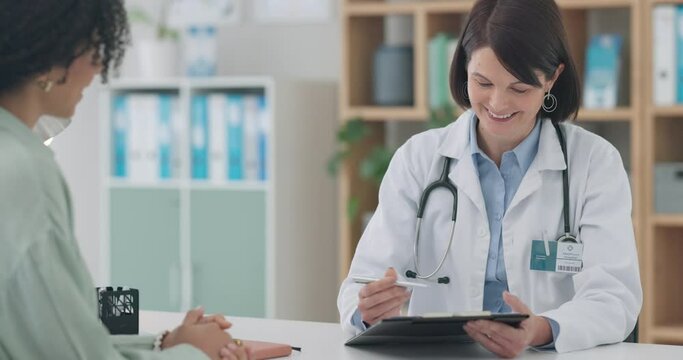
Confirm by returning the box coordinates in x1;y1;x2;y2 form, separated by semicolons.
191;95;209;179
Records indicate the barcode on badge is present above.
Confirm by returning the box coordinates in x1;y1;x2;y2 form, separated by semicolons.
557;265;581;272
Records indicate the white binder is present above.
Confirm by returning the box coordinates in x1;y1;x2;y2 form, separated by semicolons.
653;5;677;106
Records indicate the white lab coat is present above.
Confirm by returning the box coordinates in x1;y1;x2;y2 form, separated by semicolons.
337;110;642;353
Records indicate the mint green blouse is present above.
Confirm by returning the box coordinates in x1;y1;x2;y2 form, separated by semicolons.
0;107;207;359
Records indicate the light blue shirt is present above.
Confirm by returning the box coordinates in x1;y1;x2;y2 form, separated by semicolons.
470;115;559;347
469;115;541;313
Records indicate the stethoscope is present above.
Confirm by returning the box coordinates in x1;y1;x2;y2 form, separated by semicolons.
405;121;577;284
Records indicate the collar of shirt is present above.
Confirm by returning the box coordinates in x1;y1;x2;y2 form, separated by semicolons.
468;113;542;174
0;106;53;157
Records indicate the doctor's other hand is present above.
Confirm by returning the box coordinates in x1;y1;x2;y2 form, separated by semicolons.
357;267;412;326
463;292;552;359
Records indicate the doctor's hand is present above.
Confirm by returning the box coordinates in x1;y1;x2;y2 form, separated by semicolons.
463;292;553;359
357;268;412;326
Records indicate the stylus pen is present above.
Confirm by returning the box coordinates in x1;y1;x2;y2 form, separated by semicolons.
352;276;429;288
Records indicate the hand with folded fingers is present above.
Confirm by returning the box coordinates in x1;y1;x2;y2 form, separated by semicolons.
162;306;251;360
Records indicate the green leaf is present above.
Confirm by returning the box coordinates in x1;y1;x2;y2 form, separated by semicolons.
326;150;350;176
359;146;394;185
337;118;370;144
428;104;458;129
157;27;180;41
347;197;360;221
127;7;154;26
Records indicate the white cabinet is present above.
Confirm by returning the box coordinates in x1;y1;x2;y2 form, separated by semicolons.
100;77;339;321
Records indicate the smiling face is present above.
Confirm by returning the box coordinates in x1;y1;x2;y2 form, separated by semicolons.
466;47;562;150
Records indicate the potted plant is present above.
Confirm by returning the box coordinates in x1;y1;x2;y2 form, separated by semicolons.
127;1;180;78
328;104;458;225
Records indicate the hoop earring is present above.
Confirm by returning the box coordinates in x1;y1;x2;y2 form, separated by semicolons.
37;79;54;93
463;81;469;100
542;90;557;113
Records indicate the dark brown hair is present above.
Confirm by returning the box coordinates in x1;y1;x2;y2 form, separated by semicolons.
450;0;581;122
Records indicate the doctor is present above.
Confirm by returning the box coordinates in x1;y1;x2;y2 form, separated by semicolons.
337;0;641;357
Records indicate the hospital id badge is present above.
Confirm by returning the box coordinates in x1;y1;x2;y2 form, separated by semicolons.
530;240;583;273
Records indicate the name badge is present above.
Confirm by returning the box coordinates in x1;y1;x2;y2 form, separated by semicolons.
530;240;583;274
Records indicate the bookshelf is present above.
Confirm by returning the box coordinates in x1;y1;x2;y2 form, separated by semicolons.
100;77;340;322
100;77;274;317
643;0;683;344
339;0;651;340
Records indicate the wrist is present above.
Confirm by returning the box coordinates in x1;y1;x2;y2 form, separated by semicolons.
530;316;553;347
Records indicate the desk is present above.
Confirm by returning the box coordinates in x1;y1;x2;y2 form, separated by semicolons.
141;311;683;359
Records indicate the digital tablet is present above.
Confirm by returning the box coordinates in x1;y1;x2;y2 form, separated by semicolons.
345;312;529;346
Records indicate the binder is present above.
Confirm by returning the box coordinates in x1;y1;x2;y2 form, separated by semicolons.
141;94;160;182
428;33;452;110
257;95;268;181
653;5;677;106
170;96;182;179
191;94;209;179
677;5;683;103
158;94;173;179
127;95;145;182
227;94;244;180
112;95;128;178
208;93;227;183
243;95;260;181
583;34;622;109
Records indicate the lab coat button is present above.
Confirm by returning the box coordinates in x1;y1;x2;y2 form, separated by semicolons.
479;228;487;237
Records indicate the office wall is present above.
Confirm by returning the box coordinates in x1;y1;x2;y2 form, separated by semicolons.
50;0;341;321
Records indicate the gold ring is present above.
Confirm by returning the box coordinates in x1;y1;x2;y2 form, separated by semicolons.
233;339;243;347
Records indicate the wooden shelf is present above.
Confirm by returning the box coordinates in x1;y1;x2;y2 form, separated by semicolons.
648;0;683;6
555;0;635;9
344;0;634;14
341;106;428;121
651;214;683;227
652;106;683;117
345;2;416;15
576;107;634;122
345;1;473;15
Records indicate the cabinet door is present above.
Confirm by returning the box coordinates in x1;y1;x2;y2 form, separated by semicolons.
190;189;266;317
110;188;181;311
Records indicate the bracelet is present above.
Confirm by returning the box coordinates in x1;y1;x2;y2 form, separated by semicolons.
153;330;170;352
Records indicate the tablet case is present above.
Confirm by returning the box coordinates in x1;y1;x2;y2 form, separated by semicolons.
345;313;529;346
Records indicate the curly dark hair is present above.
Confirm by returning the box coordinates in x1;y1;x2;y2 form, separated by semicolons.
0;0;130;94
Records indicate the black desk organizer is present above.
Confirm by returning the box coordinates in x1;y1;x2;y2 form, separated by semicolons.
96;287;139;335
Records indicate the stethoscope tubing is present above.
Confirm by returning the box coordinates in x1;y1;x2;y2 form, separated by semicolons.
413;217;456;280
408;120;576;283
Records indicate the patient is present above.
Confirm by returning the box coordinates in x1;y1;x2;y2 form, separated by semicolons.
0;1;247;359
